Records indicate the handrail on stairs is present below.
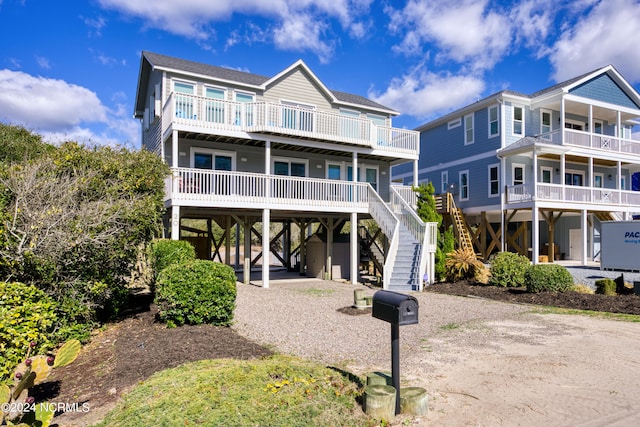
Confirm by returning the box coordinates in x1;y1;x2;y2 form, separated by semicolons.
391;187;437;289
366;186;399;290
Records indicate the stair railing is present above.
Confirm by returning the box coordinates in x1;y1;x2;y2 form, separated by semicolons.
367;185;399;289
391;187;437;290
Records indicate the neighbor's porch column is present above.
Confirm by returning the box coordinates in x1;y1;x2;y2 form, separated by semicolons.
500;156;506;251
413;160;419;186
171;205;180;240
532;149;538;198
532;207;539;264
560;153;566;199
243;217;251;285
262;140;271;288
171;130;179;168
326;217;333;280
581;209;588;266
351;212;358;285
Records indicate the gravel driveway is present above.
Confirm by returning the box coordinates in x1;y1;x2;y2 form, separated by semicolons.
232;275;640;426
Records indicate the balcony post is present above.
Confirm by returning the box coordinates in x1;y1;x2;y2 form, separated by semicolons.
588;105;593;148
532;207;539;264
581;209;588;266
262;208;270;289
171;205;180;241
351;212;358;285
532;149;538;201
243;217;251;285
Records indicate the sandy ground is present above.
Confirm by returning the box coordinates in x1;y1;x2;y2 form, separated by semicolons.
232;277;640;426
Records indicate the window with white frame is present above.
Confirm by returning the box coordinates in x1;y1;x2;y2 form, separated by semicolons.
594;173;604;188
205;87;226;123
464;114;474;144
564;170;584;186
459;170;469;200
273;157;308;177
488;164;499;197
488;105;499;138
174;81;195;119
513;106;524;136
441;171;448;194
541;167;553;184
235;92;255;126
513;164;525;185
593;120;603;134
540;109;551;137
448;118;461;130
340;109;360;139
327;162;342;180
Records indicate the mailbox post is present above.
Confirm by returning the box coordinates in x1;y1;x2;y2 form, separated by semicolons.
372;290;419;415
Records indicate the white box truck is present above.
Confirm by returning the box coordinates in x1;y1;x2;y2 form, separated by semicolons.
601;221;640;270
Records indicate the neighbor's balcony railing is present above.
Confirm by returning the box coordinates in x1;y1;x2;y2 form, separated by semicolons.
162;93;419;154
538;129;640;155
166;167;371;211
506;183;640;206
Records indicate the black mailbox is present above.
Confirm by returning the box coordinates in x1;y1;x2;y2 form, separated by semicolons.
372;290;419;326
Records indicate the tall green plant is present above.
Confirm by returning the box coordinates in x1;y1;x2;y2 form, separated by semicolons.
415;182;452;281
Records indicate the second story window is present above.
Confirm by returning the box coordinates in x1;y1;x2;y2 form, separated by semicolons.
235;92;255;126
464;114;474;145
205;87;226;124
340;109;360;139
488;105;499;138
174;82;194;119
441;171;448;194
282;101;314;132
541;109;551;136
459;171;469;200
513;164;525;185
513;106;524;136
488;165;499;197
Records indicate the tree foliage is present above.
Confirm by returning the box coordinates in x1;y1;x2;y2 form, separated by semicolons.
0;126;169;325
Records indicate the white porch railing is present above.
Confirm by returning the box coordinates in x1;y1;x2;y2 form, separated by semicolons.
507;182;640;206
538;129;640;155
391;185;418;208
162;93;419;154
167;168;370;210
366;187;399;289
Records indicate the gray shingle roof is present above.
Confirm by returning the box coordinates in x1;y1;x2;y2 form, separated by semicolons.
141;51;396;114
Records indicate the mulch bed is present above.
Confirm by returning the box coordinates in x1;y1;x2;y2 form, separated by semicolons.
425;281;640;315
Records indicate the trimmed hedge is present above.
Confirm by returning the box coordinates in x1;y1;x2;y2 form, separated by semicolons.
489;252;530;287
150;239;196;278
155;260;236;327
525;264;574;293
0;282;57;382
595;278;617;296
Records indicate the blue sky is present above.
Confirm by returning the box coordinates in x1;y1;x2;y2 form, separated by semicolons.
1;0;640;147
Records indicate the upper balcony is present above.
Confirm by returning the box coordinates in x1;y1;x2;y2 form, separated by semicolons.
538;128;640;157
161;93;419;157
506;182;640;209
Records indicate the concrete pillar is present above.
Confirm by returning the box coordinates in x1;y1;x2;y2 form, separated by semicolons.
243;218;251;285
326;218;333;280
581;209;588;266
225;216;231;265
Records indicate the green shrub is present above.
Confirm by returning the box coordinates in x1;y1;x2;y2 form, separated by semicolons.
489;252;530;287
595;278;617;296
149;239;196;278
0;282;57;383
155;260;237;327
524;264;574;293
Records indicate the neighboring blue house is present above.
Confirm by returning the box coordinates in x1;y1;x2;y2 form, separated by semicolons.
394;65;640;265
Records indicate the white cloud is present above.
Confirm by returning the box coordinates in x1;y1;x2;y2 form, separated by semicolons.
549;0;640;83
0;70;137;146
387;0;513;71
35;56;51;69
98;0;372;62
369;68;485;121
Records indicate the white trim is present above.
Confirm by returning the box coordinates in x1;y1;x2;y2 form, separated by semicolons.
393;149;498;179
488;105;499;138
234;90;256;101
459;170;469;201
441;170;449;194
594;172;604;188
564;118;585;131
540;166;553;184
272;156;309;177
512;105;524;136
512;163;525;185
448;117;461;130
540;108;552;137
326;161;343;180
189;147;237;170
464;113;474;145
564;168;585;186
488;163;500;198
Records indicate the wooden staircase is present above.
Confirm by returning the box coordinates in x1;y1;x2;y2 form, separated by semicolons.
435;193;474;253
594;211;615;222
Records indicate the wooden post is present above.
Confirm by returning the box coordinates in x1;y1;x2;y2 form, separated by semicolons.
364;385;396;422
400;387;429;416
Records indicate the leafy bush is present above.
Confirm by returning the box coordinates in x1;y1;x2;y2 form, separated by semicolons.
0;282;57;383
595;278;616;296
0;138;169;325
155;260;237;327
150;239;196;278
489;252;530;287
572;284;595;294
524;264;574;293
444;248;487;283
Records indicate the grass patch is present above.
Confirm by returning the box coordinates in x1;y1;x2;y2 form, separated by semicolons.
94;355;371;427
531;307;640;322
440;322;461;331
297;287;336;297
